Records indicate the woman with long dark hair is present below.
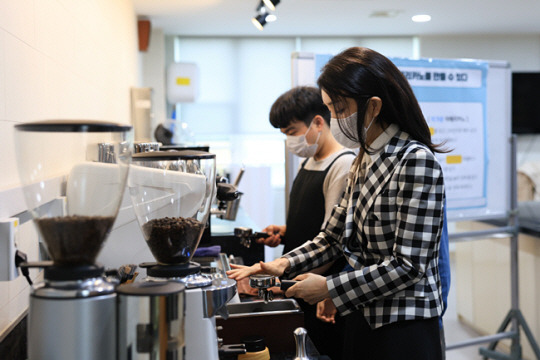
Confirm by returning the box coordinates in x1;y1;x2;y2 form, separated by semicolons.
228;47;446;359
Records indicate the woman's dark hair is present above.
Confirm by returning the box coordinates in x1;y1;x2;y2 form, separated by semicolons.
317;47;447;154
269;86;331;128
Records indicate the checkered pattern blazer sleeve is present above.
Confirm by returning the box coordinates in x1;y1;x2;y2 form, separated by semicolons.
283;131;445;329
281;168;353;275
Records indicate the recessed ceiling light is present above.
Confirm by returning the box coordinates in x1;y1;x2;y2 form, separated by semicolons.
412;14;431;23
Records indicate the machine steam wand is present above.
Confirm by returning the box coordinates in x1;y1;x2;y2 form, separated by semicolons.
211;169;244;221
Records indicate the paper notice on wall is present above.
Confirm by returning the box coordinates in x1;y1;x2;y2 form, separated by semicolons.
392;58;489;211
421;102;486;208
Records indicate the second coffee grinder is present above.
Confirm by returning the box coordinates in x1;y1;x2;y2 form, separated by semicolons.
128;150;238;360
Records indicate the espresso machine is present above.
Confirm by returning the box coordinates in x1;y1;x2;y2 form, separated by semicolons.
128;150;239;360
13;120;132;359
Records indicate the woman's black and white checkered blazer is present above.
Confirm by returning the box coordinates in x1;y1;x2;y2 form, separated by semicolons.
283;129;445;329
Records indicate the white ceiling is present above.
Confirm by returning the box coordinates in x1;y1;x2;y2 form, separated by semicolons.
132;0;540;37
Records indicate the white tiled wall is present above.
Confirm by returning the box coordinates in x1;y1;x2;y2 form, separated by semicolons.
0;31;5;119
0;0;139;339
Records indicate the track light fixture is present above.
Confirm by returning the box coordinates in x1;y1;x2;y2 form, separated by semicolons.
251;0;279;31
252;13;267;31
262;0;280;11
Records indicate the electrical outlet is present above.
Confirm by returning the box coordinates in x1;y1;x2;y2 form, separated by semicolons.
0;218;20;281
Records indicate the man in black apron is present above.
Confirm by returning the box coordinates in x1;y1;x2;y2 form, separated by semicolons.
257;86;355;359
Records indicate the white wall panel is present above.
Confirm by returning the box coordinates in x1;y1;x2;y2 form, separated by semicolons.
0;0;35;46
0;30;5;120
0;120;19;188
35;0;75;64
34;56;62;119
4;34;40;122
0;0;138;339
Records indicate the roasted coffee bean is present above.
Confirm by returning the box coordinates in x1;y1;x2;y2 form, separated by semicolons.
36;215;114;265
143;217;203;264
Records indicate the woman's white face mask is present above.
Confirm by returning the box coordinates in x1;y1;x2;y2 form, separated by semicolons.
330;112;375;149
285;121;321;158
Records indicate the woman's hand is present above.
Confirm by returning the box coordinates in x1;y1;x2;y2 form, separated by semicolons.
316;298;337;324
226;258;290;281
285;273;330;305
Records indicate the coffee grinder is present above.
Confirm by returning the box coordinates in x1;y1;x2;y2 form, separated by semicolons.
128;150;238;360
13;120;132;360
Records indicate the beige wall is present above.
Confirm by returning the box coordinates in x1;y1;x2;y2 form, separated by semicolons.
0;0;139;339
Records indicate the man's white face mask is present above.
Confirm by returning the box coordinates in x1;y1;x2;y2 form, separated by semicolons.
285;121;321;158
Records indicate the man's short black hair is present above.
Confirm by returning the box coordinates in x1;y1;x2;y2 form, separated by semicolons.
269;86;330;129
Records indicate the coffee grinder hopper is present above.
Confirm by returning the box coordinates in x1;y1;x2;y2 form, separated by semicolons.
14;120;132;269
128;150;216;266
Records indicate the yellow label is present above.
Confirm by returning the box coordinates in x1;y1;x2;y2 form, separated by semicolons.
446;155;462;164
14;219;18;227
429;127;434;136
176;77;191;86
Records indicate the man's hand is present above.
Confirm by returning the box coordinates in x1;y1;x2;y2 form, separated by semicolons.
285;273;330;305
256;225;286;247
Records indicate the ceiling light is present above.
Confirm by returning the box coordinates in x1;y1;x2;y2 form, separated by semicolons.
412;14;431;23
252;14;267;31
262;0;280;11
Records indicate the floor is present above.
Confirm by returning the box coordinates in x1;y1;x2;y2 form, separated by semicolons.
444;253;491;360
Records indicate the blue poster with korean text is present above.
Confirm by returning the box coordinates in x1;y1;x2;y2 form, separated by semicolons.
391;58;489;211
